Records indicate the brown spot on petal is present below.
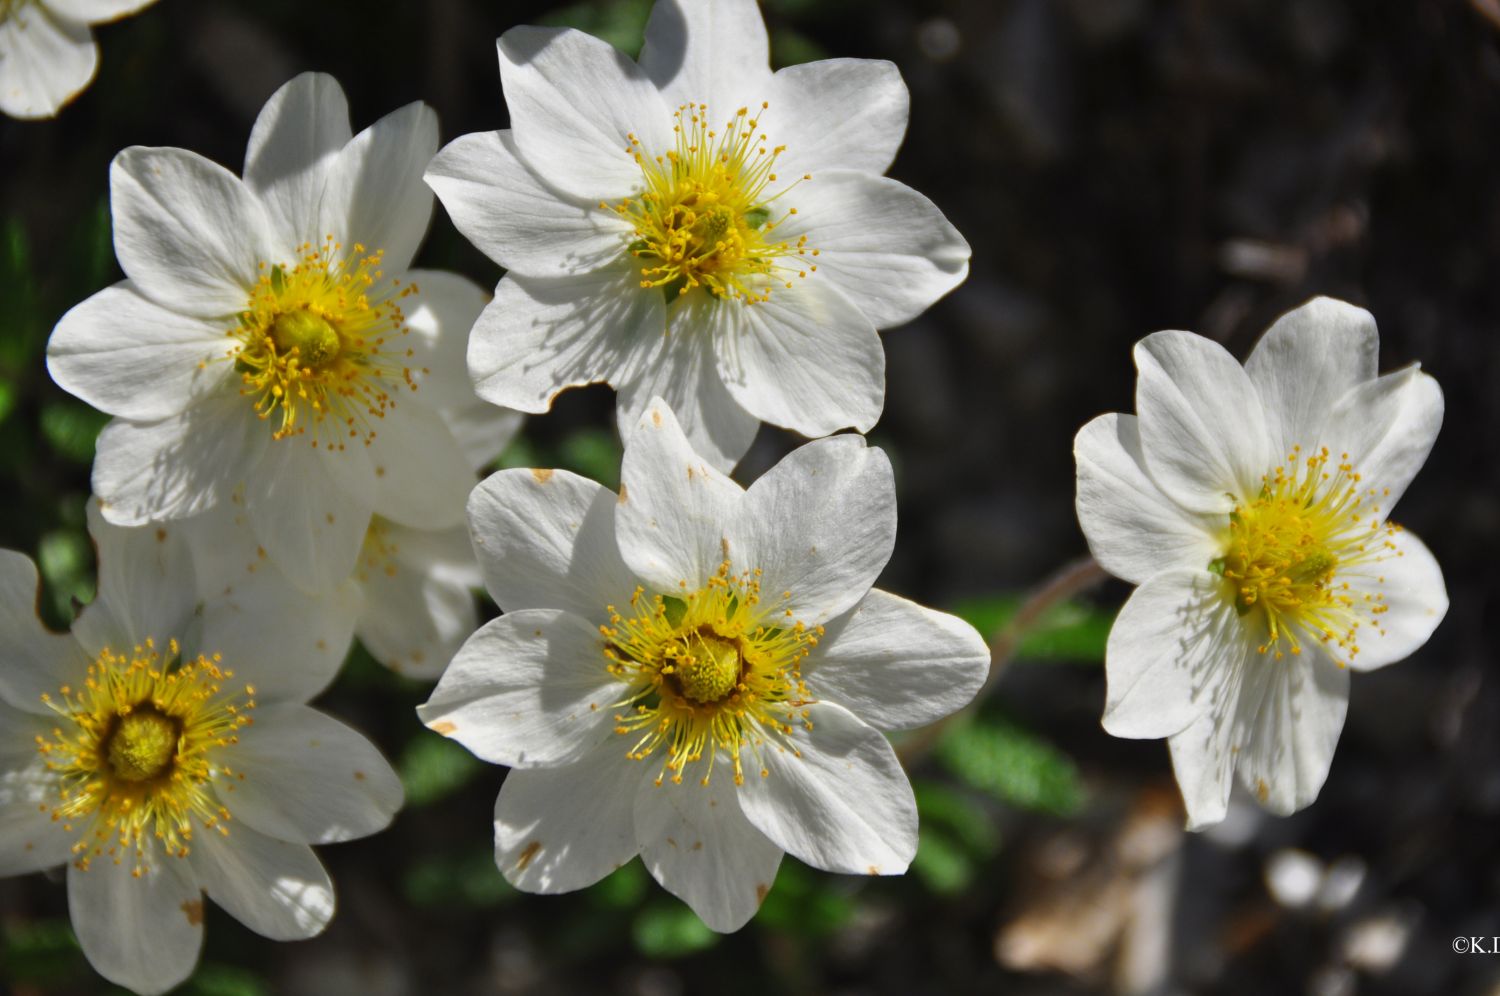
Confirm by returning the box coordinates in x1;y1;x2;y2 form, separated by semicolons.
692;841;702;851
181;900;204;926
517;840;542;870
867;865;880;875
686;466;694;480
755;884;769;903
1256;779;1269;803
155;528;167;542
531;468;554;484
430;721;457;735
354;771;366;781
375;465;386;477
651;410;662;427
617;483;628;504
326;513;336;524
666;837;678;849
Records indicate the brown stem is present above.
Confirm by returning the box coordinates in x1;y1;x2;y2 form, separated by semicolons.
896;555;1110;765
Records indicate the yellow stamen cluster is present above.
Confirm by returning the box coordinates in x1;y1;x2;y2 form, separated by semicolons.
601;561;823;786
226;236;424;446
605;102;818;304
34;639;255;874
1214;446;1400;664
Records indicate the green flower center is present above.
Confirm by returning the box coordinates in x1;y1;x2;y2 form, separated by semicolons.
105;709;180;782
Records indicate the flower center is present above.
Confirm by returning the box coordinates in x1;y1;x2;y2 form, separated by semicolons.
105;709;180;782
1211;446;1399;664
606;102;818;304
227;237;423;447
601;561;822;786
35;639;256;872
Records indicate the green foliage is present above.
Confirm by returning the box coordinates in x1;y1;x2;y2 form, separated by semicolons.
632;902;720;958
38;525;96;625
912;782;1002;895
40;402;110;464
540;0;654;56
398;734;486;807
755;859;855;935
1;917;85;987
588;859;649;909
950;594;1114;663
937;717;1085;816
403;847;516;910
181;964;271;996
558;427;623;491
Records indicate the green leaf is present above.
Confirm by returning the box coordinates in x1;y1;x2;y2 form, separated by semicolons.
398;734;485;807
403;847;515;910
914;781;1000;856
632;902;720;958
754;859;856;935
588;859;649;909
494;435;541;473
559;427;623;490
40;402;110;464
1;917;84;986
948;594;1114;663
540;0;654;57
937;717;1085;816
38;528;95;625
912;826;974;895
182;964;270;996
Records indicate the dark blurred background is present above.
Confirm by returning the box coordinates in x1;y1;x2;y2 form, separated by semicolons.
2;0;1498;993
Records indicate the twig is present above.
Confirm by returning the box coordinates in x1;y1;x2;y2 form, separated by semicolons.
897;556;1110;765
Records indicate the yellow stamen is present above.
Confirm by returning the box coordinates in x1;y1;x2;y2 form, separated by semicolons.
35;638;255;873
607;102;818;304
601;561;822;786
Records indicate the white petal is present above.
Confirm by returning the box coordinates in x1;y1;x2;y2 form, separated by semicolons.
357;540;476;680
67;853;203;996
1167;645;1263;830
777;170;969;329
91;398;267;526
736;434;895;624
316;101;437;270
1075;413;1220;585
242;72;353;253
1238;649;1348;816
109;146;277;318
190;825;334;941
1321;365;1443;513
736;701;916;875
715;277;885;438
43;0;157;22
764;59;909;177
81;503;197;653
227;703;401;845
246;441;372;593
445;403;526;472
467;467;634;615
1244;297;1379;456
0;550;90;715
638;0;770;113
494;743;644;893
634;770;782;933
498;27;672;200
469;266;664;414
402;268;488;403
1134;330;1274;514
46;281;231;422
1102;568;1245;740
417;610;619;768
387;515;481;588
615;296;761;473
1344;527;1447;672
0;703;74;874
0;5;95;120
195;544;359;704
615;399;744;594
809;590;989;731
425;129;629;277
366;401;474;530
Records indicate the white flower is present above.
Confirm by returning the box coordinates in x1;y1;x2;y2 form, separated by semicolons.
426;0;971;471
418;398;989;931
46;71;508;593
0;505;402;996
0;0;156;120
1075;297;1448;829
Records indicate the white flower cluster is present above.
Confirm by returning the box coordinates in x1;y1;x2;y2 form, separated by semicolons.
1;0;1449;992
